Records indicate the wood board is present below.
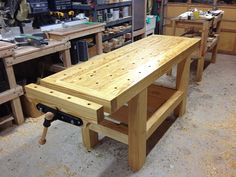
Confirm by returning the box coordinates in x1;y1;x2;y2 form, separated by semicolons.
40;35;200;113
0;41;15;58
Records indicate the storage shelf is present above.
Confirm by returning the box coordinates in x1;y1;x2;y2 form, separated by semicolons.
106;16;132;27
102;28;132;42
73;1;132;11
96;1;132;10
72;4;93;10
104;40;132;53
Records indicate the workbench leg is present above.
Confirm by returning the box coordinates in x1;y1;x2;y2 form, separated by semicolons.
174;57;191;117
211;19;222;64
196;21;209;82
61;49;72;68
196;56;204;82
128;88;147;171
211;43;218;63
95;32;103;55
167;20;177;76
82;123;99;151
4;64;24;125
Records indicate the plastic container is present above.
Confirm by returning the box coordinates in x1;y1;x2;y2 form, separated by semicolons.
113;8;120;20
146;15;156;32
122;6;129;17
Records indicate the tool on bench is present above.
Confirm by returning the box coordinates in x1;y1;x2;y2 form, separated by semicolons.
15;33;48;47
36;103;83;145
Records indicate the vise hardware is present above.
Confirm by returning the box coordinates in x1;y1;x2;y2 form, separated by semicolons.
36;103;83;145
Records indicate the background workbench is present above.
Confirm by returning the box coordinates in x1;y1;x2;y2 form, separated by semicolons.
171;12;223;82
0;42;24;125
48;23;105;55
1;40;71;125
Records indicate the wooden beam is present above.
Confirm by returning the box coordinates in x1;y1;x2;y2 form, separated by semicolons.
0;115;14;126
4;64;24;125
25;84;104;124
4;41;70;66
0;86;24;104
82;122;99;151
146;90;184;139
128;88;147;171
95;32;103;55
175;57;191;116
89;119;128;144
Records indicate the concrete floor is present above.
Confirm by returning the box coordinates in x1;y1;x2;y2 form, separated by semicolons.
0;54;236;177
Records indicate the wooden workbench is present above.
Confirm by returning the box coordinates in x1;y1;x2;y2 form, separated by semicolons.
0;41;24;125
1;40;71;124
171;12;223;82
25;35;200;171
48;23;105;55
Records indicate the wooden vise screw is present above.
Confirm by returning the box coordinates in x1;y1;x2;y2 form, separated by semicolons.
39;112;55;145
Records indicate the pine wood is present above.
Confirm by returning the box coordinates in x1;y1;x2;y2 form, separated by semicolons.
174;57;191;116
0;86;23;104
0;41;15;58
82;121;99;151
3;62;24;125
25;84;104;124
25;35;200;171
128;88;147;171
40;35;200;113
39;112;55;145
4;40;71;66
48;23;105;55
89;119;128;144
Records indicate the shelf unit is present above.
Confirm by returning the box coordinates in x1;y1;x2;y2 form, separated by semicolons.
72;0;133;52
102;27;132;41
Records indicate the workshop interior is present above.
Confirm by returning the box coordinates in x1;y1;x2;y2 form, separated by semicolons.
0;0;236;176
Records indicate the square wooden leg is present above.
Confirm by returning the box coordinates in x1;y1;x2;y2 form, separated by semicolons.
174;57;191;117
95;32;103;55
211;44;218;63
61;49;72;68
196;56;204;82
82;122;99;151
128;88;147;171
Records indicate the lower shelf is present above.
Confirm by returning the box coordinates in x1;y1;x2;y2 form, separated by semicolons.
89;84;182;143
0;115;14;126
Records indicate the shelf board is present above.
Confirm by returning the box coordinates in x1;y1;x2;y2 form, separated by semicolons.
0;115;14;126
0;86;23;105
106;16;132;27
104;40;132;53
207;35;219;51
102;28;132;42
72;1;132;11
96;1;132;10
72;4;93;10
